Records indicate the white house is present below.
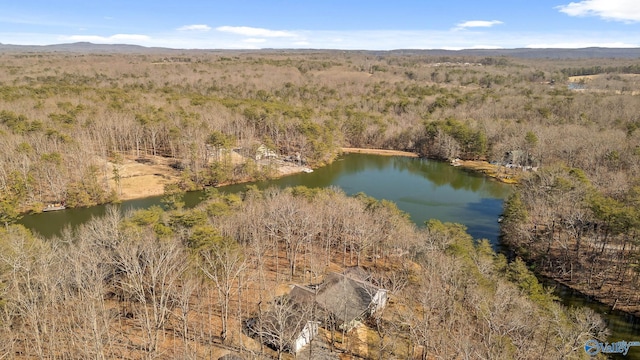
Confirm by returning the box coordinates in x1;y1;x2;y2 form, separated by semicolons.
370;288;388;315
292;320;320;353
255;144;278;160
250;270;388;354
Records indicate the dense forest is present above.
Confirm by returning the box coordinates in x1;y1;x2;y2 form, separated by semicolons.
0;187;607;359
1;48;640;358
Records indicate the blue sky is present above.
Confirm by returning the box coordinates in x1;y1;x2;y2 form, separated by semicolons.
1;0;639;49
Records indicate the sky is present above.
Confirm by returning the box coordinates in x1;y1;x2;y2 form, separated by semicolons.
1;0;640;50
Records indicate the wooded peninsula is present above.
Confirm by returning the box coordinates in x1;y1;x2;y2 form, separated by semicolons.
1;45;639;359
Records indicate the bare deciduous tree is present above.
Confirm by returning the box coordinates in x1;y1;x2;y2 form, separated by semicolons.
199;236;247;343
114;231;187;354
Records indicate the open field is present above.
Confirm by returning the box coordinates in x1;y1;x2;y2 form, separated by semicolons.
101;152;311;201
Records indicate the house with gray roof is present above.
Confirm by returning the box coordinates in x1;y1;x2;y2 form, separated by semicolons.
247;269;387;354
314;272;388;330
246;288;320;355
288;270;388;330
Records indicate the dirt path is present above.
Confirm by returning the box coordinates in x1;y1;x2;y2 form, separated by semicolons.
451;159;521;184
340;147;419;157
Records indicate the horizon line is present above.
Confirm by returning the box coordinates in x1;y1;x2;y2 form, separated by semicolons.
2;41;640;52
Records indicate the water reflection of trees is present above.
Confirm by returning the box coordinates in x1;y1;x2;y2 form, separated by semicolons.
219;154;510;200
389;155;511;198
464;197;504;246
23;153;511;238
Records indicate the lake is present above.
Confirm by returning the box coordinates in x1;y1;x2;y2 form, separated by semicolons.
21;153;510;243
18;153;640;357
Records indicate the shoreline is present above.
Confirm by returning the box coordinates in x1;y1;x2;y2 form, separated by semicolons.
111;150;519;203
23;150;639;321
340;147;419;157
114;148;418;202
30;149;518;211
114;162;313;202
341;148;520;184
452;159;521;184
546;274;640;318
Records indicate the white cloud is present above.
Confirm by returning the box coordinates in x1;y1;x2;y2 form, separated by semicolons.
110;34;151;41
456;20;503;29
526;41;638;48
557;0;640;22
6;27;636;50
177;24;211;32
243;38;267;43
63;33;151;43
216;26;297;38
227;43;260;49
469;45;504;49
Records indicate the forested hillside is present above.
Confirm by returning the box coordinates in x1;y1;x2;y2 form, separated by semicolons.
1;51;639;215
1;48;640;358
0;187;607;359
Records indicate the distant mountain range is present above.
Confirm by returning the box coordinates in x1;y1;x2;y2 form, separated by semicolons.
0;42;168;54
387;47;640;59
1;42;640;59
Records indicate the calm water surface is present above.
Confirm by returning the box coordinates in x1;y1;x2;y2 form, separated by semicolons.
22;154;509;243
18;153;640;355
